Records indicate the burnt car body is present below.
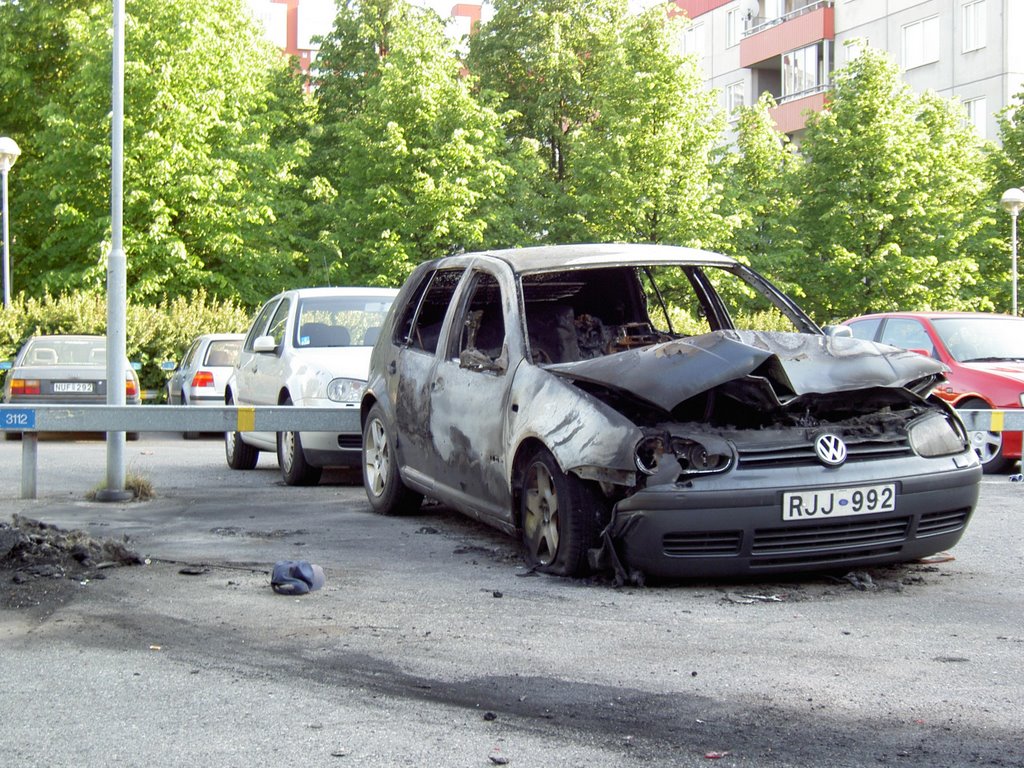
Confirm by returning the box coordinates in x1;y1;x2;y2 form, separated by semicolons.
360;244;981;581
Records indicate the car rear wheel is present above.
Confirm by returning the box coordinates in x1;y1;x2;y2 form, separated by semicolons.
181;393;199;440
958;398;1013;474
362;403;422;515
278;397;322;486
225;393;259;470
519;448;602;577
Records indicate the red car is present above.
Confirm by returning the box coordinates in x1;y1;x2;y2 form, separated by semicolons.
843;312;1024;473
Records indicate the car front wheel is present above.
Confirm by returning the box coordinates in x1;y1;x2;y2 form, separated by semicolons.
225;393;259;470
519;448;602;577
278;397;322;486
958;398;1013;474
362;403;422;515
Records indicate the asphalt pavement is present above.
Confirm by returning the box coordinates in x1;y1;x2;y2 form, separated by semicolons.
0;434;1021;767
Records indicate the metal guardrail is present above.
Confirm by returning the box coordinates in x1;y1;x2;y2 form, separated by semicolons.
1;406;1021;500
0;405;360;499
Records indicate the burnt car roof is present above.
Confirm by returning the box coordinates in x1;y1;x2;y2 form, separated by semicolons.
448;243;736;275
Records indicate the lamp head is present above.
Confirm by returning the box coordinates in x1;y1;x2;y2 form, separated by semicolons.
0;137;21;173
1001;187;1024;216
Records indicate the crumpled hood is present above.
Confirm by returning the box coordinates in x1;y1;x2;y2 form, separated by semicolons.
546;330;946;412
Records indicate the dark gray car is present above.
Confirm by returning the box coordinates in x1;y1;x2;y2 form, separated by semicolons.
360;244;981;582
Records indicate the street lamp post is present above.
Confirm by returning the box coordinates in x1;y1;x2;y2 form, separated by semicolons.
0;136;21;310
1000;187;1024;317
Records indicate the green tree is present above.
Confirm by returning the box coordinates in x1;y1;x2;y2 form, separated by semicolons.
719;93;804;294
0;0;314;306
468;0;725;245
795;48;990;321
308;0;516;285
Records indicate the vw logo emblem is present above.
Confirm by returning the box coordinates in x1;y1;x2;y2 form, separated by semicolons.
815;434;847;467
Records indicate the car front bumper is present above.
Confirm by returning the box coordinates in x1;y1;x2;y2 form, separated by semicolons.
595;455;982;581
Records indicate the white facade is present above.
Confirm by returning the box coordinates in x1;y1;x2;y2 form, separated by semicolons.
678;0;1024;140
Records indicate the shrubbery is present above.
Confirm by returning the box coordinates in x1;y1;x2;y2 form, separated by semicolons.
0;290;252;397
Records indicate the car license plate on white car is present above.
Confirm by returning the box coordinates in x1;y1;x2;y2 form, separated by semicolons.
53;382;94;393
782;484;896;521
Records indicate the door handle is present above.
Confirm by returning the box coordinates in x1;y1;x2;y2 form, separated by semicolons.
388;360;397;375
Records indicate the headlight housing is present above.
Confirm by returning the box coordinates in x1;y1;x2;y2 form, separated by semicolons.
635;432;733;478
908;412;967;458
326;378;365;404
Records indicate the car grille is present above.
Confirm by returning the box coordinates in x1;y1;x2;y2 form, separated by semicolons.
660;508;971;566
737;438;912;469
664;531;742;557
917;508;971;537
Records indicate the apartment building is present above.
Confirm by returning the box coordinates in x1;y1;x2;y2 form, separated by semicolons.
674;0;1024;140
245;0;483;84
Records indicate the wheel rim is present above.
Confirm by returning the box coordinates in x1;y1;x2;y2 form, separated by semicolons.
523;462;559;565
226;429;236;457
365;418;389;498
968;428;1002;465
281;431;297;473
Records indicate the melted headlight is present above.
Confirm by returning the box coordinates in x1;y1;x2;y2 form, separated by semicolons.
908;412;966;458
634;433;733;477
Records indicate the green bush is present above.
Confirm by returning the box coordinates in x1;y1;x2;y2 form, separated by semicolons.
0;290;252;397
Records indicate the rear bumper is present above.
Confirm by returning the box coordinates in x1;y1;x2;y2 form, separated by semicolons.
597;455;982;581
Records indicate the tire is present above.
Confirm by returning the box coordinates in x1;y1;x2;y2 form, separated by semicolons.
362;403;422;515
519;448;603;577
225;393;259;470
958;398;1014;474
277;397;322;486
181;393;199;440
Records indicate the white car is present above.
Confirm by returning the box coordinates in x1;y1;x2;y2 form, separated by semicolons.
224;287;398;485
165;333;244;439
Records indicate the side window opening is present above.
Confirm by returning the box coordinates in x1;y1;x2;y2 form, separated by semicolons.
456;272;506;371
397;268;464;354
266;299;291;348
244;300;280;351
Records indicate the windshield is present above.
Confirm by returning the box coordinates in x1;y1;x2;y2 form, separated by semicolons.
932;316;1024;363
295;294;395;348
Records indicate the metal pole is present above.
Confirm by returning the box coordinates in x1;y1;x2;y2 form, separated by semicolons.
1;166;10;309
98;0;131;502
1013;211;1019;317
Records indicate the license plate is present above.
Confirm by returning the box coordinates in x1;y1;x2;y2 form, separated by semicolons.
782;484;896;521
53;382;94;393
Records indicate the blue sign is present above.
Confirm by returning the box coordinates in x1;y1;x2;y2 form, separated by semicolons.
0;408;36;430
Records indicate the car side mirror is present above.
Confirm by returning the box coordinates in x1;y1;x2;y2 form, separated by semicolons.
824;325;853;338
253;335;278;354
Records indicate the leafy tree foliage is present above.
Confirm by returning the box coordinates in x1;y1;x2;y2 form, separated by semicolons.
794;48;991;321
307;0;516;285
468;0;725;245
0;0;314;306
719;93;804;295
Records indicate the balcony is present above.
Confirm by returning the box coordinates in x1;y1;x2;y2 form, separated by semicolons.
769;87;828;134
740;1;834;69
673;0;734;18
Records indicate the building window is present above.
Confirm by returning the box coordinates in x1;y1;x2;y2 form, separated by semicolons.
727;8;744;47
964;96;987;138
782;43;824;98
726;82;746;116
680;22;706;59
962;1;986;53
902;16;940;70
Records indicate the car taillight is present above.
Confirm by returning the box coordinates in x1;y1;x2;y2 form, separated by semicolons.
11;379;40;396
190;370;215;388
125;377;138;397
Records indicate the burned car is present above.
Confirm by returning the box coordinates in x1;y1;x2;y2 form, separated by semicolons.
360;244;981;581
